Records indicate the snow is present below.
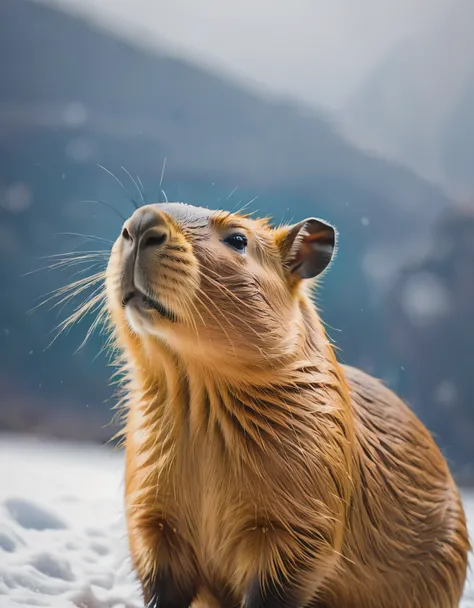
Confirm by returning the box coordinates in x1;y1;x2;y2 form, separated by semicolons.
0;434;472;607
0;435;139;608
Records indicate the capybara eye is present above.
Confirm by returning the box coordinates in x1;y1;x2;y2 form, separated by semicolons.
223;234;247;252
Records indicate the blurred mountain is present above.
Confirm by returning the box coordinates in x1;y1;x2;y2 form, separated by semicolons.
340;0;474;195
0;0;458;453
0;0;453;199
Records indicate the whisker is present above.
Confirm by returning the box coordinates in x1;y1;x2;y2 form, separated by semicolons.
56;232;113;245
26;254;108;277
245;195;259;208
158;156;169;203
93;326;115;363
199;277;262;341
24;254;107;276
136;175;145;198
88;309;112;356
62;283;106;323
38;270;105;300
61;261;105;281
197;270;269;350
81;199;127;222
233;196;259;216
56;265;106;315
49;289;107;350
121;166;145;205
159;156;167;190
188;299;204;333
97;164;139;210
47;276;105;314
179;298;200;336
42;250;109;260
227;186;239;201
74;295;109;352
199;269;257;312
195;286;235;356
31;271;105;313
56;282;105;323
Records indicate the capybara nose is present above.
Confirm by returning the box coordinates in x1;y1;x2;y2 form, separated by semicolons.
122;206;169;251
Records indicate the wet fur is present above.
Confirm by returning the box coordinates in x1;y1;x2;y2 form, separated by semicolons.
104;203;469;607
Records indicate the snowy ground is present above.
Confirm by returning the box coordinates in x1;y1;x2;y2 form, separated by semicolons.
0;435;472;608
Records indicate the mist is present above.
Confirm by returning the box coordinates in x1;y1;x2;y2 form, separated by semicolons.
41;0;449;108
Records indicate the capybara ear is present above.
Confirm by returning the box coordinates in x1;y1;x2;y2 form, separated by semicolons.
275;218;336;279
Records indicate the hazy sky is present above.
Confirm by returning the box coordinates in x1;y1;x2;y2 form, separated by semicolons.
43;0;449;109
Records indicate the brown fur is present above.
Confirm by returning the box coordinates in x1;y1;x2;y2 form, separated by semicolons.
103;203;470;607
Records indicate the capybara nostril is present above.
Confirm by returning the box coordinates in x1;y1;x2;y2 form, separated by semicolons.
140;230;167;250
